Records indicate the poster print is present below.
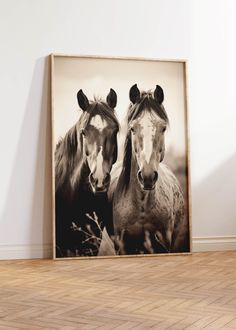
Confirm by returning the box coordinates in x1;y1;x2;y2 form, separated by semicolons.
51;55;191;259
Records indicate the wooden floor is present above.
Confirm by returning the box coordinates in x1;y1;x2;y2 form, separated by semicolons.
0;252;236;330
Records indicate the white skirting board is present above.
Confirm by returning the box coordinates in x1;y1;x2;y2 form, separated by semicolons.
0;237;236;260
0;244;52;260
192;236;236;252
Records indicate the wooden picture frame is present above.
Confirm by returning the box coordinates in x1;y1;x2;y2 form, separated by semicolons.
50;54;192;260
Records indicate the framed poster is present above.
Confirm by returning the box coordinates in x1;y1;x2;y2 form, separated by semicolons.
51;54;191;259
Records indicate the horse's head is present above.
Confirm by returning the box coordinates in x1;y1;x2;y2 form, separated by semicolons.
128;84;168;190
77;89;119;194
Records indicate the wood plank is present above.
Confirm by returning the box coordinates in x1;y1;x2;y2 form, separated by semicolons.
0;252;236;329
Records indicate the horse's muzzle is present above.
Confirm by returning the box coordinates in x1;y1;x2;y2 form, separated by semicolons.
89;172;111;194
137;170;158;190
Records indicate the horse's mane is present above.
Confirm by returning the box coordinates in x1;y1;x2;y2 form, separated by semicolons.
55;100;119;192
117;92;169;194
127;91;169;123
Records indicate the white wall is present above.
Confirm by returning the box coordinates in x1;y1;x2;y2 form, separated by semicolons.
0;0;235;259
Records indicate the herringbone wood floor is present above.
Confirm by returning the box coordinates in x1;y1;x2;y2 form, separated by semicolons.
0;252;236;330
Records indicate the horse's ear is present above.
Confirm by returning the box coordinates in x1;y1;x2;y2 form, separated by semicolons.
129;84;140;104
77;89;90;111
154;85;164;104
106;88;117;109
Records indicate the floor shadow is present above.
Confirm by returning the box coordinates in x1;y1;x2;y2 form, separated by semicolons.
192;153;236;237
1;57;52;257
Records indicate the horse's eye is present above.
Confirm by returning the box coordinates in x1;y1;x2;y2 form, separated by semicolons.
162;127;166;133
130;127;135;133
80;128;86;136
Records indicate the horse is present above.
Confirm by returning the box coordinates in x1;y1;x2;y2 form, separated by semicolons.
55;88;119;257
110;84;189;255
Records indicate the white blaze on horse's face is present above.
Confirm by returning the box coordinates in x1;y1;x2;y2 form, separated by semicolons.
138;112;157;164
131;111;166;166
90;114;108;131
131;110;166;190
82;113;117;193
85;141;108;193
93;146;104;188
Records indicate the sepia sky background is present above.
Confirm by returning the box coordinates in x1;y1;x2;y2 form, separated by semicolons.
53;56;188;160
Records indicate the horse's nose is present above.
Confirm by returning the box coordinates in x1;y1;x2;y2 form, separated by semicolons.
138;170;158;190
89;172;110;193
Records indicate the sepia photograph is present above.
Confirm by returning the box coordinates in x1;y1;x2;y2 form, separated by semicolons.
51;55;191;259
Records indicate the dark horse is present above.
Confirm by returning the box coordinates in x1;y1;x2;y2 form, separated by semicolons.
110;84;189;255
55;89;119;257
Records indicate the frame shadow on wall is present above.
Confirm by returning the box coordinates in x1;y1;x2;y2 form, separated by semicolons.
1;56;52;258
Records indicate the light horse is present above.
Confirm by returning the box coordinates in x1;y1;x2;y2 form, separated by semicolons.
55;89;119;257
110;84;189;255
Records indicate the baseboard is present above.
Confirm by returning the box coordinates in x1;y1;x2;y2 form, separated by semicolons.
0;237;235;260
0;244;52;260
192;236;236;252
